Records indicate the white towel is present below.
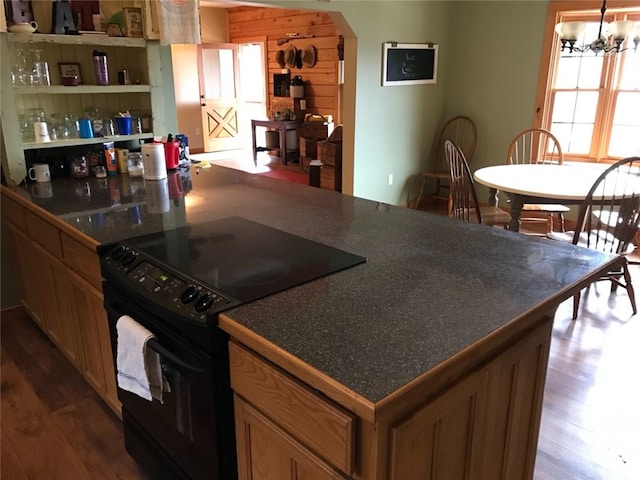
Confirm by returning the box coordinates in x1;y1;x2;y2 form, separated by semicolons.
116;315;165;402
156;0;201;45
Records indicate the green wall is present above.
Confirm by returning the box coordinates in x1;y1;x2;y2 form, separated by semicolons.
446;1;547;203
251;0;548;205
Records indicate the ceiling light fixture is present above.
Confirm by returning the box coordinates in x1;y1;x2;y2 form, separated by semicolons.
554;0;640;54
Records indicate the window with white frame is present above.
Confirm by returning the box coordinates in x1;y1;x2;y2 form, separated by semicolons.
539;5;640;163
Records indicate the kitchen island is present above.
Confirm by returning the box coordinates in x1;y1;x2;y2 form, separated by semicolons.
1;164;620;479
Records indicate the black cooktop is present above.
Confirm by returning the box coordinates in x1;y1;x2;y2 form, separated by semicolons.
120;216;366;305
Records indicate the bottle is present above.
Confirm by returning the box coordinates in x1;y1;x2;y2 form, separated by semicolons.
93;50;109;85
103;142;117;175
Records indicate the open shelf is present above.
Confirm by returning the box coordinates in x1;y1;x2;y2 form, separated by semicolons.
7;33;146;48
22;133;154;150
14;85;152;94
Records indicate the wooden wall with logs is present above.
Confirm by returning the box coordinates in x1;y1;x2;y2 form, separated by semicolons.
227;7;341;123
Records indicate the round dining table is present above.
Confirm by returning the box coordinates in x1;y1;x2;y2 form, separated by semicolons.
473;163;607;232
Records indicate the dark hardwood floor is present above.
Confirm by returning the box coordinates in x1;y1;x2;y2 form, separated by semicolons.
2;199;638;478
0;308;148;480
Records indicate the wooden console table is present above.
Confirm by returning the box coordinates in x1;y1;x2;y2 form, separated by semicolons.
251;119;303;166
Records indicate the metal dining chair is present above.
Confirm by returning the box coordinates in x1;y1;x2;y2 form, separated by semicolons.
415;116;477;211
548;156;640;319
506;128;570;234
445;140;511;227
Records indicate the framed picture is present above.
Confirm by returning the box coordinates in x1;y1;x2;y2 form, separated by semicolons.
382;43;438;86
123;7;144;38
58;62;82;83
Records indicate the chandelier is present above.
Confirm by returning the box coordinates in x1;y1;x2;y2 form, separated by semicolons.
554;0;640;54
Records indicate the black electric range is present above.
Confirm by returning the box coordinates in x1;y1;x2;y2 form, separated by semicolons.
98;216;366;480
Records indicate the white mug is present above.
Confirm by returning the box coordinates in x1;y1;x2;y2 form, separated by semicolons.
28;163;51;183
30;181;53;198
34;121;51;143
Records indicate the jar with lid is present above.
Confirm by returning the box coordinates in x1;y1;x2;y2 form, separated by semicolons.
290;75;304;98
128;152;144;177
71;156;89;178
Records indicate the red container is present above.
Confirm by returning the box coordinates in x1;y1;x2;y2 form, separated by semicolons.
167;171;184;199
164;141;180;170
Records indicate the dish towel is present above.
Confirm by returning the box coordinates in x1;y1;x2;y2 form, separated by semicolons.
116;315;165;403
157;0;201;45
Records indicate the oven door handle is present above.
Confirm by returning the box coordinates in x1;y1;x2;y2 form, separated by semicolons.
105;303;205;374
147;339;205;374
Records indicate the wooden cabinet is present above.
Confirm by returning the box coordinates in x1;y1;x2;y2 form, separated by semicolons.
1;189;119;414
0;32;169;186
317;140;342;192
224;317;553;480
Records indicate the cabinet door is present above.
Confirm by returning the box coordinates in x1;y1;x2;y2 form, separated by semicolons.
17;231;48;330
235;397;348;480
389;369;486;480
27;241;83;369
65;269;119;412
66;269;107;392
3;221;33;314
50;261;83;369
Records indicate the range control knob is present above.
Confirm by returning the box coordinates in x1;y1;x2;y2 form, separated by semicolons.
121;250;137;266
111;245;127;260
180;285;199;304
194;293;214;312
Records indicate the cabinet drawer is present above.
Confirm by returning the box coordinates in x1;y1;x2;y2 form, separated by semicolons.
1;195;27;231
24;210;62;257
229;342;355;475
61;233;102;290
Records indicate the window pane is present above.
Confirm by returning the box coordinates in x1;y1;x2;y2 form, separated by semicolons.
619;49;640;89
551;91;577;123
551;122;593;155
551;91;598;123
555;55;603;89
613;92;640;125
609;92;640;157
550;123;573;154
609;126;640;157
566;124;594;154
239;44;264;102
202;48;236;99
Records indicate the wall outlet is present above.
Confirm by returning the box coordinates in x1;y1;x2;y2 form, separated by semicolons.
195;128;201;136
388;174;393;185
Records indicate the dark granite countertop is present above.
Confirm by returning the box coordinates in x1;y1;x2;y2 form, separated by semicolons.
8;164;616;403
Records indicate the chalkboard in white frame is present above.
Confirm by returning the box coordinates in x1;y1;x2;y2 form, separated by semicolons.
382;43;438;86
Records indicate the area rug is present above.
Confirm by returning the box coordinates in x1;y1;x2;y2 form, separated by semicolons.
259;168;308;185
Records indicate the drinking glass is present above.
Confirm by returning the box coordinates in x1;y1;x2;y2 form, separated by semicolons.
33;61;51;86
25;107;47;125
18;114;34;142
49;113;70;139
66;114;79;138
11;50;29;86
103;117;116;136
30;49;50;86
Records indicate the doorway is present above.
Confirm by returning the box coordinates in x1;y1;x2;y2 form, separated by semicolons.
197;40;266;154
237;40;267;148
198;43;241;152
